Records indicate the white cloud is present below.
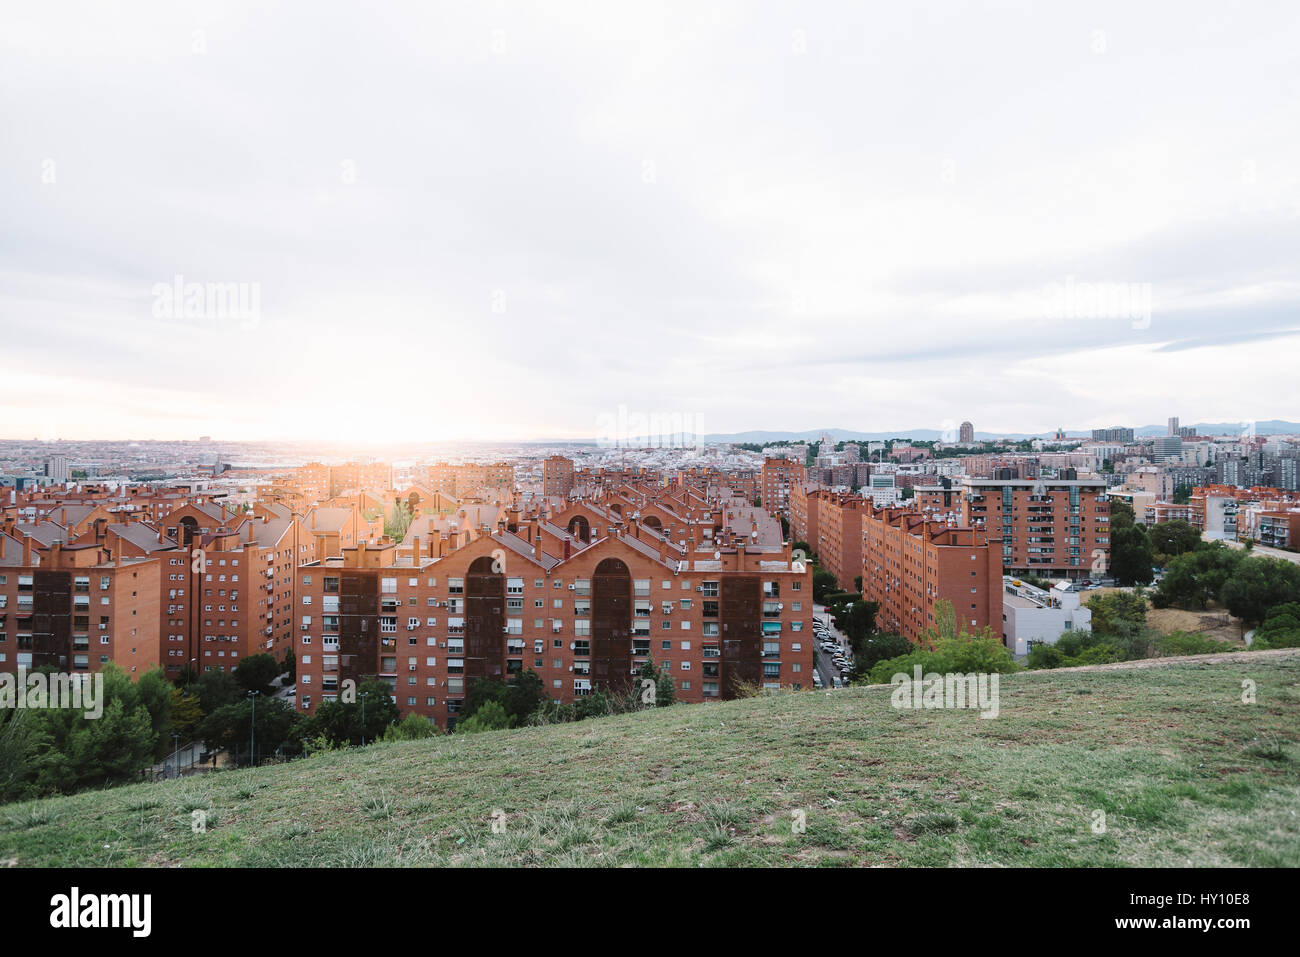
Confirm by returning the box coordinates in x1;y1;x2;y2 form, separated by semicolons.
1;0;1297;440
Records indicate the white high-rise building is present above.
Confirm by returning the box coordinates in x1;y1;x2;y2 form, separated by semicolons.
45;454;68;484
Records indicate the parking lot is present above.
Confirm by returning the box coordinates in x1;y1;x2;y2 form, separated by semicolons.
810;603;853;689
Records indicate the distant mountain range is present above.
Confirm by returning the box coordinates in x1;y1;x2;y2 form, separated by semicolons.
687;421;1300;444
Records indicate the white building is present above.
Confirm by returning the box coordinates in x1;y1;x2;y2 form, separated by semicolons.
1001;578;1092;660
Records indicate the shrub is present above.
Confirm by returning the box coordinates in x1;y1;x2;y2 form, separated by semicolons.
1154;631;1237;657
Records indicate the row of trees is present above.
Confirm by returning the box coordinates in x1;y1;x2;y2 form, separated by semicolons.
1149;533;1300;628
461;661;678;731
0;650;311;802
1027;571;1300;670
1;665;176;802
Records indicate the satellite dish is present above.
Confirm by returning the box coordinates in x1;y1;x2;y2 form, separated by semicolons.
713;551;721;560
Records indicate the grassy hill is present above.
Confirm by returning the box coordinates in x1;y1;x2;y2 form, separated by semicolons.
3;651;1298;867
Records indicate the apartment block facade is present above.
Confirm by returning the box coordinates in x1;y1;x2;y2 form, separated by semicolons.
296;529;813;729
542;456;576;497
958;477;1110;578
860;503;1003;643
0;537;161;678
816;492;865;591
760;457;807;517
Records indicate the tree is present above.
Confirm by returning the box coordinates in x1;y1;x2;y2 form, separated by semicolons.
281;648;297;686
385;500;413;541
812;569;838;603
1253;602;1300;649
460;672;546;726
135;667;175;758
383;713;440;740
196;696;299;764
851;632;910;680
635;658;676;707
502;670;548;724
1084;590;1155;660
1221;556;1300;627
1172;484;1193;505
303;678;399;747
1151;544;1243;610
1108;504;1154;586
169;687;204;739
1086;590;1148;637
1026;643;1066;669
195;668;242;715
7;665;160;796
233;653;281;698
456;699;510;733
461;676;509;723
866;604;1017;684
1149;520;1201;562
841;600;878;645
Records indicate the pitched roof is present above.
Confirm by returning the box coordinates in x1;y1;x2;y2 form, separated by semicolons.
107;523;179;554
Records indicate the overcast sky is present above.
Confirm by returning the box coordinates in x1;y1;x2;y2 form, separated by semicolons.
2;1;1298;443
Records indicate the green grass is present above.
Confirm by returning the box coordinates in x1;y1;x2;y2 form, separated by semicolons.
2;654;1298;867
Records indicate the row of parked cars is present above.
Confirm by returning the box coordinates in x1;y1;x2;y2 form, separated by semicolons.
812;619;853;688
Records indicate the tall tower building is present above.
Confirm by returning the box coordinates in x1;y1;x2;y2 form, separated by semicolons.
44;454;69;484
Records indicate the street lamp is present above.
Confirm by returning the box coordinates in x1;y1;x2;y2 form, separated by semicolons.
171;731;181;779
359;691;370;746
248;690;260;767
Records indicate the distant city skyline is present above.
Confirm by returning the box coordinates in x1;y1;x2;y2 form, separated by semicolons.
2;415;1297;448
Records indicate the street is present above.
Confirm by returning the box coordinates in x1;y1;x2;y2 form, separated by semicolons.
1211;535;1300;566
811;603;852;688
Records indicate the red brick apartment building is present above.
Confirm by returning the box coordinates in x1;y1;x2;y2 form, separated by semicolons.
0;487;323;682
760;457;807;517
542;456;576;497
0;535;161;678
914;481;965;517
816;492;865;591
789;482;821;549
296;516;813;729
427;462;516;497
860;502;1003;643
958;476;1109;578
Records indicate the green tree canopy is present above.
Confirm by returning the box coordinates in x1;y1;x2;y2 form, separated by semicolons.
1149;519;1202;561
233;653;282;698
